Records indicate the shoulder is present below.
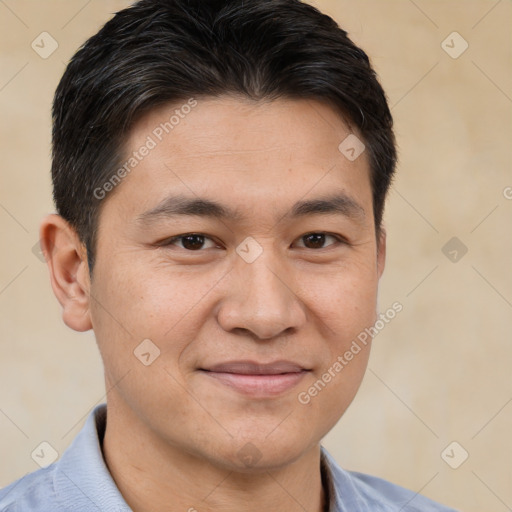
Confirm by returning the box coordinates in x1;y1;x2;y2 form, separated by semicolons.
346;470;458;511
0;464;63;512
321;448;459;512
1;404;130;512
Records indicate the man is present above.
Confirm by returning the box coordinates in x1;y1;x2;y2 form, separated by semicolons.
0;0;458;510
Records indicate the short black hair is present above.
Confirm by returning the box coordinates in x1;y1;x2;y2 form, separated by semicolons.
52;0;397;274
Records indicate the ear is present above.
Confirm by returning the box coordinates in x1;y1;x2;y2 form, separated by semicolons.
39;214;92;332
376;226;386;279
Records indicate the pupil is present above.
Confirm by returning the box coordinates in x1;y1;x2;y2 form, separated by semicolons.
304;233;325;249
183;235;204;250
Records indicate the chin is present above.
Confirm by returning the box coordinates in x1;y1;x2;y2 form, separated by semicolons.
205;425;319;473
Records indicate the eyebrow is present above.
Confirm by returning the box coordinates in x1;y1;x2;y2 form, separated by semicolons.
135;192;366;226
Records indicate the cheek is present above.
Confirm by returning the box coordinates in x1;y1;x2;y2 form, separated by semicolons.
88;262;208;427
300;260;379;340
296;319;372;436
296;259;378;417
89;259;223;376
91;257;196;334
295;330;371;443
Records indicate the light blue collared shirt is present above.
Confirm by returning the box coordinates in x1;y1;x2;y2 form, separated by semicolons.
0;404;458;511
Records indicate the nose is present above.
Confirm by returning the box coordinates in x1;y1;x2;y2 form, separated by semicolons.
216;253;307;340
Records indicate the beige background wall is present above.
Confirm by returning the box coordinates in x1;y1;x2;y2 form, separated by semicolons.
0;1;510;510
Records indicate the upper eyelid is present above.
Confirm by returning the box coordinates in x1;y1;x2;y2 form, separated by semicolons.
294;233;342;245
165;233;220;247
164;232;346;248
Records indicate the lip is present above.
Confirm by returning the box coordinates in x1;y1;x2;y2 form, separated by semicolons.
199;360;310;397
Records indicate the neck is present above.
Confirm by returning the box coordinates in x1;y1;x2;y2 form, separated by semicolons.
101;403;327;512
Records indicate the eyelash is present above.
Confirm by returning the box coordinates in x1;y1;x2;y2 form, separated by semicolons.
160;232;348;251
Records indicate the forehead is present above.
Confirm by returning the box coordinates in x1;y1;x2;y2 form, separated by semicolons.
106;96;372;221
129;95;354;160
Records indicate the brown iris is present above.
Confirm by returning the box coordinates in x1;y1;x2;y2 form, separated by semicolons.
181;234;206;250
302;233;326;249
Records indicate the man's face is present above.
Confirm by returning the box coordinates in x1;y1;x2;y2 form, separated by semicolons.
87;96;385;470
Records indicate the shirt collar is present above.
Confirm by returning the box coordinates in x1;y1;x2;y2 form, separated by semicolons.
53;403;353;512
53;403;131;511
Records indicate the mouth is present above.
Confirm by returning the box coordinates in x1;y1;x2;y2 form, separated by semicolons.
198;360;311;397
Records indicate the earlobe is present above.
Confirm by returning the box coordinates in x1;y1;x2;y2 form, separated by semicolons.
39;214;93;332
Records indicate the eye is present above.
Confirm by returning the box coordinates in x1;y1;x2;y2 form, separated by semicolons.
294;232;344;249
163;233;219;251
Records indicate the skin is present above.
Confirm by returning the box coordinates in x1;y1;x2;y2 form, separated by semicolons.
41;96;386;512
